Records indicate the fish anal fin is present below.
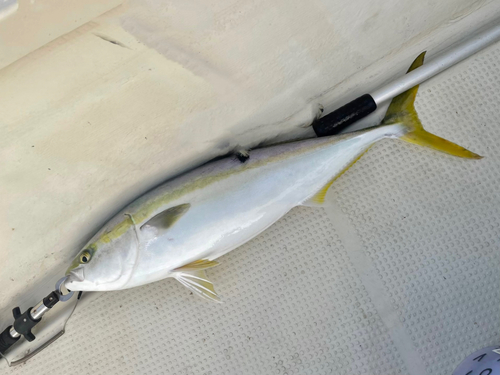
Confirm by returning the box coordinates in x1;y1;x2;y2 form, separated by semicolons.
302;147;372;206
303;179;335;206
140;203;191;235
174;268;221;303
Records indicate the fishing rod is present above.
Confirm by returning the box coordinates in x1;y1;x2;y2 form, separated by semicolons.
312;22;500;137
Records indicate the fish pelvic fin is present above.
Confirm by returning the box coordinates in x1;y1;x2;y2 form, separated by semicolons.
175;259;219;271
173;260;221;303
383;51;482;159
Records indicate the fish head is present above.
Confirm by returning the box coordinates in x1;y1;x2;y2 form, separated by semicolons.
65;215;139;291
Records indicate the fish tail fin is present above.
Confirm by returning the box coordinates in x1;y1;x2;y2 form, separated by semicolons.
383;51;482;159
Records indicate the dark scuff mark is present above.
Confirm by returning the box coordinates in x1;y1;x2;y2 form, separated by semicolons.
94;33;131;49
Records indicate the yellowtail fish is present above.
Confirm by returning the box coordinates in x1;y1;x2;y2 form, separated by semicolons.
65;53;481;301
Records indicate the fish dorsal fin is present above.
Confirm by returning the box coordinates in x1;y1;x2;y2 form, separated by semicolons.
140;203;190;236
174;260;220;302
233;147;250;163
302;147;372;206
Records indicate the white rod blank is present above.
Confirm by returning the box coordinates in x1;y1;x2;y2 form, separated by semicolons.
371;22;500;104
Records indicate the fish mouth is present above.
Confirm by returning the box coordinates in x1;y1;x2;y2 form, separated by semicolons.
68;268;85;282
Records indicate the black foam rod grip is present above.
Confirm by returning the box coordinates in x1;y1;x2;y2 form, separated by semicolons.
312;94;377;137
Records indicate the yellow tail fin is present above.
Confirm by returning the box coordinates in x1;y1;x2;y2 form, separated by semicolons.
382;51;482;159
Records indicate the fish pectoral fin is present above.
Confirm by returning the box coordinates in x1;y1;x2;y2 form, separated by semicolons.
140;203;191;236
174;269;221;303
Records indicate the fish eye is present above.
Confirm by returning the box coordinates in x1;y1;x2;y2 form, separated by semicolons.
79;250;92;264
